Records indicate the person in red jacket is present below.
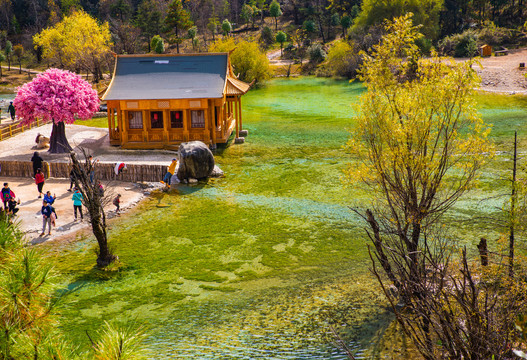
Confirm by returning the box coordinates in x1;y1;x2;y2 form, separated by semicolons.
35;168;45;198
1;183;15;211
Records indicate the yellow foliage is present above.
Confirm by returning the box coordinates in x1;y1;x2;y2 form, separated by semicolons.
33;10;112;71
209;38;271;83
347;14;493;224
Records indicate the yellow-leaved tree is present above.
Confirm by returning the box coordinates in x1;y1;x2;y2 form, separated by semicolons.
344;15;527;359
348;14;491;282
209;38;271;84
33;10;112;82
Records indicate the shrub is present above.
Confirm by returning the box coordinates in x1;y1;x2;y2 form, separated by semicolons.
326;40;361;78
209;38;271;83
307;43;326;63
477;22;512;46
260;26;274;48
439;30;478;57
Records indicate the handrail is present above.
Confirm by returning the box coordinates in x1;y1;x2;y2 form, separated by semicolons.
0;118;53;141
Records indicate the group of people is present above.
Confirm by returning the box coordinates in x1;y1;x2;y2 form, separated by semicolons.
1;152;125;237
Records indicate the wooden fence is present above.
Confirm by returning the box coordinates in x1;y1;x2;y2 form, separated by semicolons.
0;119;53;141
0;161;166;183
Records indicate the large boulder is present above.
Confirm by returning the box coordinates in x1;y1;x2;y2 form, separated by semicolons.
177;141;215;180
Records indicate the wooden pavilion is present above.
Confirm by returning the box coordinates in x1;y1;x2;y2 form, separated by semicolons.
102;53;250;149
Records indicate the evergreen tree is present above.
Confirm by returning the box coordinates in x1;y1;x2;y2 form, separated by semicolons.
4;40;12;71
275;30;286;55
269;0;282;31
166;0;193;53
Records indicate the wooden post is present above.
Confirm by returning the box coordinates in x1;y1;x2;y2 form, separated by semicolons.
121;110;127;146
509;130;517;277
183;110;189;141
234;100;239;139
238;96;243;132
210;101;217;146
163;109;169;144
142;110;148;142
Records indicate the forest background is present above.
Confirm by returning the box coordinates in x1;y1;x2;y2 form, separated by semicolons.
0;0;527;86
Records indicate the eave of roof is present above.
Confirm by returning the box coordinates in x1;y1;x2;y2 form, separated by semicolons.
226;76;251;95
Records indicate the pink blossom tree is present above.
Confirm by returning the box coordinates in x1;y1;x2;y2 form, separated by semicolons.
14;68;99;153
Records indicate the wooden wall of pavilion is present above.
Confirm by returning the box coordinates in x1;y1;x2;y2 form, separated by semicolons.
107;94;243;149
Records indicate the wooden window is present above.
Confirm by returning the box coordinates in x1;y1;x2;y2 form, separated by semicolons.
170;111;183;128
128;111;143;129
150;111;164;129
191;110;205;128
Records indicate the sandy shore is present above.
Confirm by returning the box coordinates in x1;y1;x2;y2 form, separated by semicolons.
3;177;149;244
0;123;173;244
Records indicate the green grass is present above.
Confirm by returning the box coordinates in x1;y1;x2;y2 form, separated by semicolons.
43;78;527;358
75;116;108;128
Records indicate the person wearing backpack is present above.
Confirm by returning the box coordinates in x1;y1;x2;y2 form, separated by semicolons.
1;183;15;211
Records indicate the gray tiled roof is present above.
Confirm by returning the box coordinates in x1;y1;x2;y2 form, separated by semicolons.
102;54;228;100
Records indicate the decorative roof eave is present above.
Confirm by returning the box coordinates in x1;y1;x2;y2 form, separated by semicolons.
226;76;251;95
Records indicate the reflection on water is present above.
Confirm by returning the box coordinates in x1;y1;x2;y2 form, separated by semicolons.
43;78;527;359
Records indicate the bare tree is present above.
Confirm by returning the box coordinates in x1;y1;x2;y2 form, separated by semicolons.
69;149;116;268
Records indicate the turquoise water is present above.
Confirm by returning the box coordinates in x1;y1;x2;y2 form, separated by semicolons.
43;78;527;358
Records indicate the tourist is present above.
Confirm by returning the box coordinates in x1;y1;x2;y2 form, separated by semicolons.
43;191;56;205
161;159;178;186
1;183;15;211
114;162;126;176
7;198;19;216
68;166;78;192
113;194;121;215
72;187;83;221
97;181;104;197
35;168;45;198
7;101;15;121
50;203;58;227
30;151;43;177
87;155;98;184
41;200;52;236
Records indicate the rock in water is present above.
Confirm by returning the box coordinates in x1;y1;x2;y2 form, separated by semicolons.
177;141;215;180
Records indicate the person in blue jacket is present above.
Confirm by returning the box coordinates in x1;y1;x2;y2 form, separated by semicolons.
43;191;56;205
41;200;52;236
72;187;84;222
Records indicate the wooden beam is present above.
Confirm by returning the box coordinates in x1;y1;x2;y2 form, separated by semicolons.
211;102;217;146
238;96;242;133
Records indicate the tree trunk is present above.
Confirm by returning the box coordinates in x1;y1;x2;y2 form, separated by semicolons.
175;26;180;53
48;121;72;154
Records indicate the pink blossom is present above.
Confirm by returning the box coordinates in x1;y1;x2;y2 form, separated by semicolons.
14;68;99;126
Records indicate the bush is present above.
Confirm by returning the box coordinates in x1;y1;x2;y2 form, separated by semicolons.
439;30;478;57
326;40;361;78
307;43;326;63
477;22;512;46
260;26;274;48
209;38;271;83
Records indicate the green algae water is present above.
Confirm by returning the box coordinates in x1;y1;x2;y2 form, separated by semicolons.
44;78;527;358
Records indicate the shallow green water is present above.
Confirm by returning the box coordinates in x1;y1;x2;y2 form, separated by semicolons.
44;78;527;358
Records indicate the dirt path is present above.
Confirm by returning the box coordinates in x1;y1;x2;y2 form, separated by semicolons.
453;48;527;94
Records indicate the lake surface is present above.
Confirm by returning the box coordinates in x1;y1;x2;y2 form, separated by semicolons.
42;78;527;358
